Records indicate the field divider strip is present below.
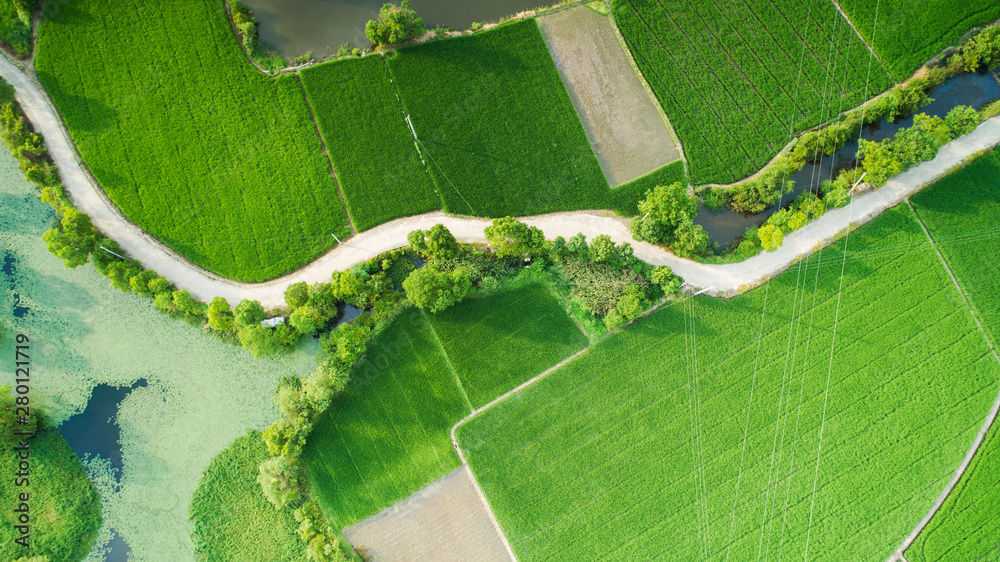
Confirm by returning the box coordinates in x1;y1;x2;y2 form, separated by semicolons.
890;201;1000;562
826;0;898;84
297;73;357;235
422;310;474;413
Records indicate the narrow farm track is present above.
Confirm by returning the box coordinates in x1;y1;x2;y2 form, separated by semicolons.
4;54;1000;309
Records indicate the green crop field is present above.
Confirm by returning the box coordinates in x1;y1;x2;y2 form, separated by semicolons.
190;431;306;561
35;0;348;281
840;0;1000;82
906;147;1000;561
384;20;614;218
428;280;588;407
611;0;894;185
457;206;1000;560
303;308;468;528
300;56;440;232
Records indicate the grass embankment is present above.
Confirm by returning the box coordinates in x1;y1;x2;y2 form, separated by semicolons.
0;425;101;560
386;19;624;218
611;0;894;185
300;56;440;232
302;281;585;529
190;431;306;561
906;147;1000;561
458;206;1000;560
840;0;1000;82
35;0;348;281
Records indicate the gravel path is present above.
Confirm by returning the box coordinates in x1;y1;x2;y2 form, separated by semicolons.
4;52;1000;308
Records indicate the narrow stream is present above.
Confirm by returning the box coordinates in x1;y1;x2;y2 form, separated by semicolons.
242;0;544;58
695;67;1000;248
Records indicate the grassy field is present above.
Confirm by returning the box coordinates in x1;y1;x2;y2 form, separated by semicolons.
606;159;687;215
428;280;588;407
0;428;101;561
611;0;894;185
300;56;440;232
457;206;1000;560
189;431;306;561
840;0;1000;82
303;307;469;529
385;20;612;218
35;0;348;281
906;147;1000;561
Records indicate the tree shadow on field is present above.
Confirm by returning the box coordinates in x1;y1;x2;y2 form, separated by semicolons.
396;39;530;76
41;0;96;23
36;71;117;134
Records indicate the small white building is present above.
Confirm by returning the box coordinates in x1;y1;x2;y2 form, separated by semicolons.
261;317;285;328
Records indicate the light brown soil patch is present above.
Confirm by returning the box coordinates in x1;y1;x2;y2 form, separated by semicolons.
538;6;680;186
343;468;512;561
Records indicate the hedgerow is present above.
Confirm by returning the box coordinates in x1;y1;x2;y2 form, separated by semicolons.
458;206;1000;560
0;0;34;56
35;0;349;282
300;56;440;231
384;19;610;217
611;0;894;185
839;0;1000;81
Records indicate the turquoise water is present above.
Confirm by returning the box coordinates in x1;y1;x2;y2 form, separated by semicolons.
0;144;318;559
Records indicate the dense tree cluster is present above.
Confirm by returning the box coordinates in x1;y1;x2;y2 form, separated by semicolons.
365;1;425;47
630;183;709;258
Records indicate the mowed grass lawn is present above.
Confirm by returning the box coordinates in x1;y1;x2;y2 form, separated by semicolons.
612;0;894;185
428;280;588;407
841;0;1000;82
300;56;441;232
385;20;614;218
35;0;348;281
304;283;586;528
907;147;1000;561
458;206;1000;560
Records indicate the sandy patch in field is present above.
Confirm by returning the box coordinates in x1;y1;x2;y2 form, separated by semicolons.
343;468;511;561
538;6;680;186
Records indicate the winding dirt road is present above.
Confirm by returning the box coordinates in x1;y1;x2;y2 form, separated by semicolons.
3;54;1000;309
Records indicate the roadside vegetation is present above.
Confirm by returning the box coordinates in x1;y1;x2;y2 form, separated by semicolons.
611;0;894;185
0;0;34;56
458;206;1000;560
906;146;1000;561
35;0;348;281
300;56;439;231
840;0;1000;81
0;387;101;561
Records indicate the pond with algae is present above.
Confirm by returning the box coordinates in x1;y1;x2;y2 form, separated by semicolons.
0;144;317;559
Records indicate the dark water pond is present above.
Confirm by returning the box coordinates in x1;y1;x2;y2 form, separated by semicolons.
241;0;543;57
2;251;30;318
695;68;1000;248
60;380;148;561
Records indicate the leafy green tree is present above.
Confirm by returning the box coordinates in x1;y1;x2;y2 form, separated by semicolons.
945;105;980;138
289;305;325;336
630;183;698;245
759;224;784;252
365;1;425;46
257;455;302;509
207;297;234;331
859;138;904;187
0;80;14;105
402;266;472;312
106;260;142;292
565;233;588;258
237;324;282;358
651;265;680;294
671;219;709;258
588;235;617;265
172;290;206;316
233;299;266;328
737;239;760;258
962;25;1000;71
320;323;371;369
128;270;163;297
407;224;462;262
41;208;97;268
284;282;310;310
484;217;546;259
332;270;365;305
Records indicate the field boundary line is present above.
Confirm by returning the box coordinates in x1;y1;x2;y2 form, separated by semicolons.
889;202;1000;562
423;310;474;412
826;0;898;84
297;74;357;235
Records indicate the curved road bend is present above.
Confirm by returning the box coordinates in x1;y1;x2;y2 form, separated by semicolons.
3;54;1000;307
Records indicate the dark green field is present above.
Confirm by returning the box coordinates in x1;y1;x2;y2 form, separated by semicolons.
458;206;1000;560
428;281;588;407
190;431;306;561
612;0;894;185
385;20;612;217
300;56;440;232
35;0;348;281
907;147;1000;561
840;0;1000;81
